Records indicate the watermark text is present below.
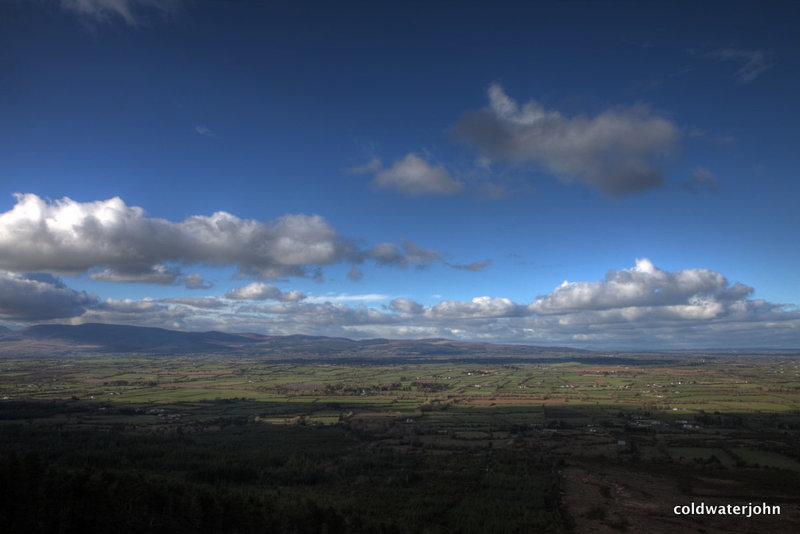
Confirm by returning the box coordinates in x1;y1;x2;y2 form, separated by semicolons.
674;502;780;518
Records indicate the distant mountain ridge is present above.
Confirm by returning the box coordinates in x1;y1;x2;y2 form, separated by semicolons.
0;322;587;359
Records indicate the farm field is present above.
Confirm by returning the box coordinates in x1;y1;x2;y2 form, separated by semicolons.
2;353;800;533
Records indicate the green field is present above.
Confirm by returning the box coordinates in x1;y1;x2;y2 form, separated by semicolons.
1;354;799;533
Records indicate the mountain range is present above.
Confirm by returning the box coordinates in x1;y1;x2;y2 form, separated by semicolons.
0;323;588;360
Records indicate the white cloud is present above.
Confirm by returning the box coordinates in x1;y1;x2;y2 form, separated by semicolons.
0;194;350;280
426;296;521;319
528;258;751;314
225;282;306;302
0;194;486;285
456;84;678;195
373;153;464;196
181;209;345;277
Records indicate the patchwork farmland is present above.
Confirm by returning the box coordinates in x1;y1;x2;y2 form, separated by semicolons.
2;351;799;532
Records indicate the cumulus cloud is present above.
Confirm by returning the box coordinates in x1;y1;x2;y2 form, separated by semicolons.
373;153;464;196
60;0;177;26
225;282;306;302
0;194;483;283
0;272;97;320
427;296;521;319
456;84;678;195
182;209;348;278
528;258;751;314
0;194;352;280
702;47;773;84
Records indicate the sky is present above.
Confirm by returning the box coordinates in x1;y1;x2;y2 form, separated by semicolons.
0;0;798;349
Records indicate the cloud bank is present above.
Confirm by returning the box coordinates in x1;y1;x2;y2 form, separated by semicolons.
7;259;795;349
456;84;678;195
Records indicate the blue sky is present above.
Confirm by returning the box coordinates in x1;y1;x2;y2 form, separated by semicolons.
0;0;798;349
